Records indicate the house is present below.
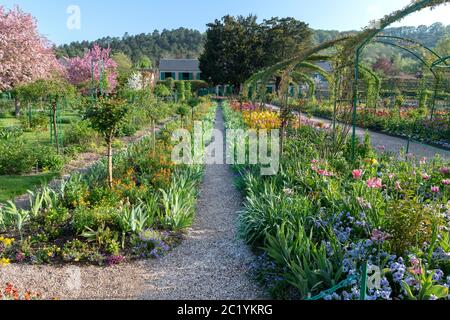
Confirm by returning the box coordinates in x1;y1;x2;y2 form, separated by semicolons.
159;59;201;81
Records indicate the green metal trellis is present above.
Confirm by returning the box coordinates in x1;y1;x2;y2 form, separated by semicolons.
351;0;449;161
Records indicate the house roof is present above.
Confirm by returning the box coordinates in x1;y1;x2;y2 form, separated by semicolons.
159;59;200;72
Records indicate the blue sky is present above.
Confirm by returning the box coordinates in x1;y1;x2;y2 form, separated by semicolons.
2;0;449;45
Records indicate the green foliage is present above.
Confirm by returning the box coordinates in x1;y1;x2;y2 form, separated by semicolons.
402;269;449;300
64;120;99;150
32;146;65;172
154;84;171;98
0;138;35;175
85;97;129;142
159;167;203;231
385;200;441;256
177;81;186;102
136;55;153;69
112;52;134;87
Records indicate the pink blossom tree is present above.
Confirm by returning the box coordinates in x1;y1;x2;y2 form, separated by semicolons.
0;6;62;115
65;44;118;95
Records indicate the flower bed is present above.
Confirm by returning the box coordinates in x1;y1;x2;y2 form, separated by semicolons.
224;101;450;300
297;101;450;150
0;101;217;266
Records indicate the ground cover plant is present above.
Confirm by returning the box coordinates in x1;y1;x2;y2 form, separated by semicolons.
223;101;450;300
0;99;216;266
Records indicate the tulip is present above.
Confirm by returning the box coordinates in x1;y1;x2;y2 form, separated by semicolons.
367;178;382;189
352;169;363;179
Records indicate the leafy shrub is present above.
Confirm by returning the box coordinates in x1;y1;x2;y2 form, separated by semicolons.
0;138;35;174
72;206;117;234
385;199;441;256
32;146;65;172
64;120;98;150
19;112;48;130
0;127;23;140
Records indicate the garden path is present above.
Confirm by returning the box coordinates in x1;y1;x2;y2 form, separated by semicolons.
266;104;449;161
139;106;265;299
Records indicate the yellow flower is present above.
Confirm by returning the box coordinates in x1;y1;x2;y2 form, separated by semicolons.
0;257;11;267
0;237;14;247
364;158;379;166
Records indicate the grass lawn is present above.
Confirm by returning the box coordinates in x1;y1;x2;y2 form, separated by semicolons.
0;173;59;203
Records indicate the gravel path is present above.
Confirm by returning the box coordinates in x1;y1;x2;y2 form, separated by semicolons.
139;106;266;300
1;108;265;300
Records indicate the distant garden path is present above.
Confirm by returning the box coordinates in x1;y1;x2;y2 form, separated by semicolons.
266;104;450;161
312;114;450;160
139;106;265;299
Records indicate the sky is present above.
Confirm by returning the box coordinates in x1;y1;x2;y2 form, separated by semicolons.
2;0;449;45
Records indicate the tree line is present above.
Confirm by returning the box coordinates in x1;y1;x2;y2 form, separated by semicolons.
55;27;204;66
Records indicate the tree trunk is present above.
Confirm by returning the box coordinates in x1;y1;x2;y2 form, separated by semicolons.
107;137;113;188
15;98;21;117
152;118;156;154
52;103;59;154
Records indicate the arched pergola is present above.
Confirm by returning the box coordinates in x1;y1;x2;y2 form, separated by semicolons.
244;0;449;160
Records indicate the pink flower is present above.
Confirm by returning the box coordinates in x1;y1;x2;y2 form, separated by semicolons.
420;157;427;165
431;186;440;193
411;267;423;275
421;173;431;181
376;145;386;151
440;167;449;175
318;169;333;177
311;159;319;164
443;179;450;186
388;173;395;181
367;178;383;189
410;256;420;267
395;181;402;191
352;169;363;180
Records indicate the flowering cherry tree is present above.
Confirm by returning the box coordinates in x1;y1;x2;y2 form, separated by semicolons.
65;44;118;94
0;6;62;115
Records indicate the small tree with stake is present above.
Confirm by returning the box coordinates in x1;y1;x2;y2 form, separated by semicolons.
176;104;189;129
86;97;128;188
187;97;200;123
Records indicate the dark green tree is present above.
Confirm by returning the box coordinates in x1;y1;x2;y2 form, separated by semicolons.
199;15;265;92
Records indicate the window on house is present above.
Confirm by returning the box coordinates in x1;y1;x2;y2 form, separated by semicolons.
163;72;174;80
180;72;191;80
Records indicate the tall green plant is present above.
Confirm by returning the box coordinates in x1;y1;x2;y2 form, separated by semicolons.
85;98;128;188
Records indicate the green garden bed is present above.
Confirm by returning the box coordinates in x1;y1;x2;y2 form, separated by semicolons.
0;100;216;267
223;101;450;301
